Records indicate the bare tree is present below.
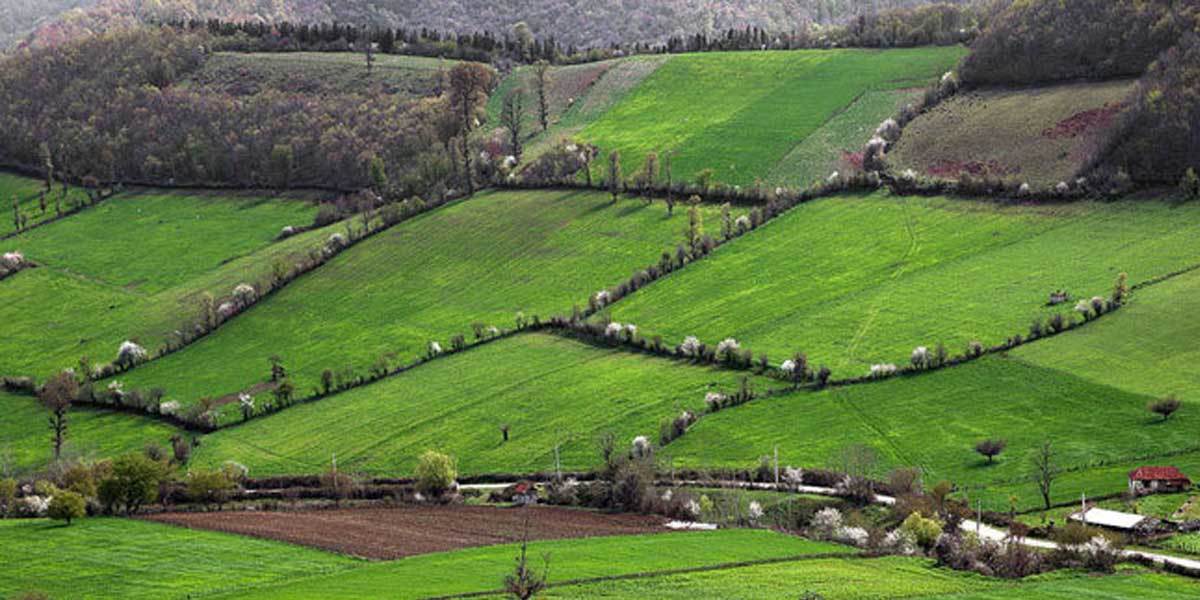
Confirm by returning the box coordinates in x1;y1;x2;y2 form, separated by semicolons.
1031;439;1055;511
504;517;550;599
499;89;526;163
40;371;78;462
447;63;497;194
533;60;551;133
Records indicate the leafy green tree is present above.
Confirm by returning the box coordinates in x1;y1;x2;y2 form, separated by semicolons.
368;156;389;195
48;490;86;525
415;450;458;497
270;144;294;190
1149;395;1182;421
900;512;942;552
98;452;166;515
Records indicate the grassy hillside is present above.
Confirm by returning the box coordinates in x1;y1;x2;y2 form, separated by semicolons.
1014;267;1200;400
0;189;328;378
541;565;1199;599
0;171;91;236
210;530;852;600
666;356;1196;510
575;47;964;186
183;52;458;98
888;80;1135;186
0;391;182;475
0;517;358;600
115;189;718;412
766;88;925;188
192;333;774;476
599;192;1200;379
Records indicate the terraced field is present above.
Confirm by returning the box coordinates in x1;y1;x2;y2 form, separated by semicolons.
183;52;460;98
0;188;328;378
599;191;1200;379
114;189;719;416
889;79;1136;186
209;529;854;600
190;333;774;475
0;171;91;236
0;518;359;600
667;355;1197;510
574;47;964;186
0;390;182;475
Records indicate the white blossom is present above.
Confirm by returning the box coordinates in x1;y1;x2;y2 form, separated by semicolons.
734;215;751;231
715;338;741;356
882;529;918;555
605;322;623;337
19;495;50;517
280;225;296;237
328;232;349;248
624;323;638;336
911;346;930;366
811;507;843;540
684;499;702;519
748;501;764;521
107;380;125;396
704;392;726;411
594;290;612;307
782;466;804;484
2;251;25;268
869;363;898;378
503;155;518;168
116;340;148;366
232;283;257;305
875;118;900;141
160;400;181;415
217;302;237;317
827;171;841;184
238;393;254;409
680;336;702;357
427;341;443;356
1055;181;1070;195
486;326;501;337
780;359;797;374
833;526;870;547
901;169;918;182
631;435;650;458
1017;183;1032;197
661;489;673;502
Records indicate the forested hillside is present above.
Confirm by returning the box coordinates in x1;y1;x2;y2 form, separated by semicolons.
9;0;986;50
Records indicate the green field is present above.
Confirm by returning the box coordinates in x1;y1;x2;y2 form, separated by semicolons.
0;518;359;600
665;355;1196;510
575;47;964;186
113;189;719;415
210;529;853;600
599;191;1200;379
889;80;1135;187
183;52;461;98
0;391;183;475
192;333;774;476
0;171;91;236
0;189;327;379
1014;268;1200;400
766;88;925;187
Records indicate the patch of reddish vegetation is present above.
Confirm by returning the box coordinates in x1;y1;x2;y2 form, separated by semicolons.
1041;103;1126;139
841;150;865;171
143;505;669;560
926;160;1019;178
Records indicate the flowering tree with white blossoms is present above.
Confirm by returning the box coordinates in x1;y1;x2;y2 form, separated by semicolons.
715;338;741;363
427;341;443;358
679;336;702;357
115;340;148;368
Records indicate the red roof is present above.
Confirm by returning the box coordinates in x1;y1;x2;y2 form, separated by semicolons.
1129;466;1190;482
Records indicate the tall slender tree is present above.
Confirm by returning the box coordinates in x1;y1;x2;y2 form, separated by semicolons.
533;60;551;133
41;371;78;462
499;89;527;163
447;63;497;194
607;149;622;203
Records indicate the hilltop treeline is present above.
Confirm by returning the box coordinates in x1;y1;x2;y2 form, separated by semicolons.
10;0;985;51
182;3;984;67
0;27;485;195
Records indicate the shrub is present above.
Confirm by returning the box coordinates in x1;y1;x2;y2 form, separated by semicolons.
679;336;702;357
715;338;741;364
1149;394;1182;421
59;463;97;498
427;341;443;358
605;322;623;338
97;452;166;515
115;340;148;368
415;450;457;497
910;346;930;369
630;435;652;459
810;507;843;540
186;469;236;507
876;119;901;142
833;526;869;547
327;232;349;249
868;363;898;379
901;512;943;552
47;491;86;525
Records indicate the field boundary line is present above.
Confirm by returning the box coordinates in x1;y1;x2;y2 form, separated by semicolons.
418;551;872;600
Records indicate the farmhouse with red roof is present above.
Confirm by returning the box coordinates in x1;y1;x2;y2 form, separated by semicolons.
1128;466;1192;496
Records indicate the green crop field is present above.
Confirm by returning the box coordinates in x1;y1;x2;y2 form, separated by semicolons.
192;333;775;476
0;171;91;236
113;190;720;417
0;391;182;475
888;80;1136;187
209;529;853;600
0;518;359;600
0;189;328;379
575;47;964;186
915;571;1200;599
1013;268;1200;400
766;88;925;188
664;355;1197;510
183;52;461;98
598;191;1200;380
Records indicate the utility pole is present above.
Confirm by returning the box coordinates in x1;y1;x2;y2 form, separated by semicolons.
554;445;561;482
976;500;982;538
773;445;779;486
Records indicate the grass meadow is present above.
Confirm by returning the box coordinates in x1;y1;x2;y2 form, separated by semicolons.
114;189;720;415
577;47;964;186
0;189;328;379
665;355;1196;510
599;191;1200;380
0;391;182;475
183;52;459;98
192;333;776;476
209;529;853;600
0;518;359;600
0;172;91;237
888;79;1135;187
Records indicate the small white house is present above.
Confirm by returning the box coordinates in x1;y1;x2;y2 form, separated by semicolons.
1071;507;1149;531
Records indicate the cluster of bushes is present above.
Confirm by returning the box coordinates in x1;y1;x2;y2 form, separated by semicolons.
0;250;29;280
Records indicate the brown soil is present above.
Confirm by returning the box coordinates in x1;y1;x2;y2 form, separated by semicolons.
142;505;669;560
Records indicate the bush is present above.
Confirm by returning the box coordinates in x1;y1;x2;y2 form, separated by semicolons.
97;452;166;515
48;491;86;525
186;469;237;507
1149;395;1182;421
901;512;943;552
415;450;457;497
